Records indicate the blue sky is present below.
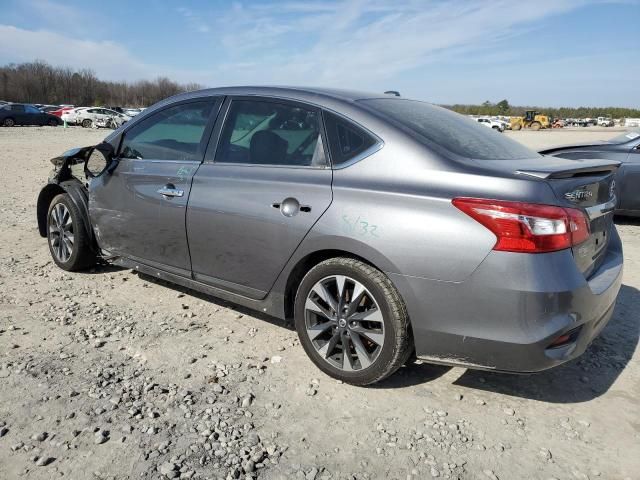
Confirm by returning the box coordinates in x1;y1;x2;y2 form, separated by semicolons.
1;0;639;107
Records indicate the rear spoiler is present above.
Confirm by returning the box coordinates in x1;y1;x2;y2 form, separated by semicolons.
516;160;620;179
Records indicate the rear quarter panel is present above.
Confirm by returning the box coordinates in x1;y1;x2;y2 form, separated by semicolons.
314;141;559;282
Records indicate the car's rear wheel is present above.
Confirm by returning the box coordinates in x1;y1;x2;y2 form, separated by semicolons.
82;119;92;128
531;121;541;131
47;194;96;271
294;257;412;385
3;117;15;127
48;118;58;127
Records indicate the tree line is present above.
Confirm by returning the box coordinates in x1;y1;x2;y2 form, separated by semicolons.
0;60;202;107
444;99;640;119
2;61;640;118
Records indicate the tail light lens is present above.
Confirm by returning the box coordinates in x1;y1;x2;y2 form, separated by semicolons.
452;198;590;253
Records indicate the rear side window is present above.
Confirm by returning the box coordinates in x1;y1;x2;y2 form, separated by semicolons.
323;111;377;166
216;99;325;167
360;98;540;160
119;100;215;161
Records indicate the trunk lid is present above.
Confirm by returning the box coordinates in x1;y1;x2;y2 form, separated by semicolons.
476;156;620;277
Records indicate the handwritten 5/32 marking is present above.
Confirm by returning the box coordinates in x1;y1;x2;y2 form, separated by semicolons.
342;214;379;238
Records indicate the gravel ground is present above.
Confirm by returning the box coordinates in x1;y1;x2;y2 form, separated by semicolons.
1;125;639;480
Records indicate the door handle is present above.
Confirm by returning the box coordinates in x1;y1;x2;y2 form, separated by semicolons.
272;197;311;217
157;185;184;197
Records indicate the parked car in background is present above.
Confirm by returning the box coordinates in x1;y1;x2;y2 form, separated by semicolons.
0;103;62;127
476;117;504;132
541;129;640;217
74;108;131;128
93;115;126;129
61;107;91;125
40;105;60;113
105;106;126;114
50;106;75;117
37;87;622;385
123;108;143;117
597;117;614;127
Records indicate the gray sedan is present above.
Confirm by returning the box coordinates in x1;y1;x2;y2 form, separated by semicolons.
541;130;640;217
36;87;623;385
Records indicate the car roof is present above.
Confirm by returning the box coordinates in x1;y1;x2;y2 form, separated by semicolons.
162;86;393;109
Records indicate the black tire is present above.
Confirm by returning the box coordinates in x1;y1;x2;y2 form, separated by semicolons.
294;257;413;386
48;119;58;127
81;119;92;128
3;117;15;127
46;193;96;271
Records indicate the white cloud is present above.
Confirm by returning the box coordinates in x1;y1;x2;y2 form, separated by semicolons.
0;25;153;80
176;7;211;33
0;25;216;85
212;0;595;85
1;0;636;106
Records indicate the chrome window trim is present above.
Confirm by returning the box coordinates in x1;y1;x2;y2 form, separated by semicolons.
329;140;385;170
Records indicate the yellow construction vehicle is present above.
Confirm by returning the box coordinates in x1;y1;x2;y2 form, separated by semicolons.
510;110;551;131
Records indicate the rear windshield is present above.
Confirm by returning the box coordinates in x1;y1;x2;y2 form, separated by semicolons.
359;98;540;160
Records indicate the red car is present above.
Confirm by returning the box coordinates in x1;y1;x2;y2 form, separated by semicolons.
49;106;75;117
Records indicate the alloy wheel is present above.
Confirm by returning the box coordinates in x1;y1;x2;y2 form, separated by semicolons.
49;203;74;263
304;275;385;371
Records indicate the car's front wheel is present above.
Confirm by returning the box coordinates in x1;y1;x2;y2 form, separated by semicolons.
294;257;412;385
3;117;15;127
47;194;96;271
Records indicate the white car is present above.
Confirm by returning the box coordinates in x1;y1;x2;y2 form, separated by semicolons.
60;107;90;125
597;117;614;127
476;117;505;132
74;108;131;128
123;108;143;117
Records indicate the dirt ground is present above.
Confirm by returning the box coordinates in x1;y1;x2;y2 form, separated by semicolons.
1;125;639;480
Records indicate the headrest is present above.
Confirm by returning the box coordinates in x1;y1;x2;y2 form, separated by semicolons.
249;130;288;165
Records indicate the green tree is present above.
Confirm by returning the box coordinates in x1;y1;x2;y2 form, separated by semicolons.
496;99;510;114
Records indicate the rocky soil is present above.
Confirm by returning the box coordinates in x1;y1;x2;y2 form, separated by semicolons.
1;126;639;479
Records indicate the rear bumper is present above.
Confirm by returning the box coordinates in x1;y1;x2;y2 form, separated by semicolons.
390;227;623;373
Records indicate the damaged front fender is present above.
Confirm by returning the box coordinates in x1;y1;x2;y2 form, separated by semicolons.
48;145;95;185
36;145;95;239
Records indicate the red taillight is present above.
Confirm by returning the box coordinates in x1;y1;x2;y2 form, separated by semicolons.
452;198;590;253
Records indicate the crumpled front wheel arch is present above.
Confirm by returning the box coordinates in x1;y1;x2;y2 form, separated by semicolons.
37;183;66;237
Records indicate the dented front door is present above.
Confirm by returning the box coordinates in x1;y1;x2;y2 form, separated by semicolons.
88;98;220;276
89;160;199;276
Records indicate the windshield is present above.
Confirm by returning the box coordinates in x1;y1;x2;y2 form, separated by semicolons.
607;130;640;144
359;98;540;160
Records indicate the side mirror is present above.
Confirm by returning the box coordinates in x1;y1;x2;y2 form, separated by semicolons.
84;143;115;178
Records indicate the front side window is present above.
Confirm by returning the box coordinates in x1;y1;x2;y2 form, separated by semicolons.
216;100;324;167
119;100;215;161
11;105;25;112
